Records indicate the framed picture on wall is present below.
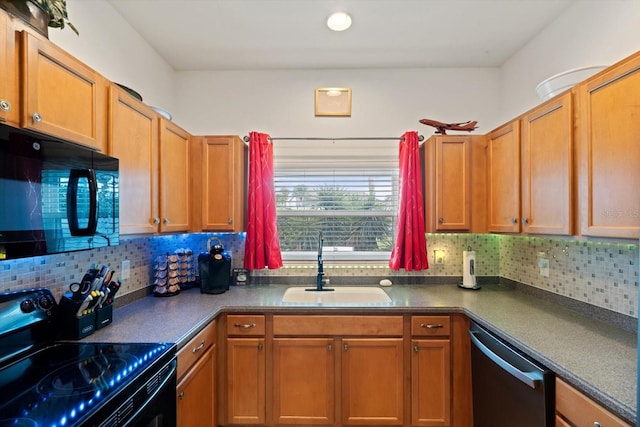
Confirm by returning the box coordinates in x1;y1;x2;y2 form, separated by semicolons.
315;88;352;116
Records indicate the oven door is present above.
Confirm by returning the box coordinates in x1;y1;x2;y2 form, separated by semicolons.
97;358;177;427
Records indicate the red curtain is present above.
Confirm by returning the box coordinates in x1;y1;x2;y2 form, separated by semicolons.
389;131;429;271
243;131;283;270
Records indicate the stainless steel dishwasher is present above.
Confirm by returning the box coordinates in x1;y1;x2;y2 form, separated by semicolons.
469;321;555;427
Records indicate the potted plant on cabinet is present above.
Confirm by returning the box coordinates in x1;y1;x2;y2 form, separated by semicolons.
0;0;78;36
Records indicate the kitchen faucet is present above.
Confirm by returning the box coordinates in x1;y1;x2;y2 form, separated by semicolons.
312;231;332;292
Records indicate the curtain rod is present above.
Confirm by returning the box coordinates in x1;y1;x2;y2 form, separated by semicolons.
242;135;424;143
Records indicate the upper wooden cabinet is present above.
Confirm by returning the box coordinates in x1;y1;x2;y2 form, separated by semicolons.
423;135;487;233
20;31;108;151
577;52;640;239
109;84;160;234
486;120;521;233
159;119;191;233
424;135;472;231
520;91;573;235
0;11;19;126
191;135;246;232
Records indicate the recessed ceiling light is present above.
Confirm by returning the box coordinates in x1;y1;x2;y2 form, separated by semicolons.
327;12;352;32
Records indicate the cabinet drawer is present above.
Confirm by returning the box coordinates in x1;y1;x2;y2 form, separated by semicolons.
555;378;631;427
177;319;216;380
411;315;451;337
226;314;265;336
273;315;403;336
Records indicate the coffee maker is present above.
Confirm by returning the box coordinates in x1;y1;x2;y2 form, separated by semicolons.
198;237;231;294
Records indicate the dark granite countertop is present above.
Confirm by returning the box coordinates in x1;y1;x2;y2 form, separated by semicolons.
89;283;637;424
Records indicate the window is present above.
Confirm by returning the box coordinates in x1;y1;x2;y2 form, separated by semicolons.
273;140;399;263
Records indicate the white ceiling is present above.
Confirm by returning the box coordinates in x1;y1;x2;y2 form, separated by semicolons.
107;0;575;71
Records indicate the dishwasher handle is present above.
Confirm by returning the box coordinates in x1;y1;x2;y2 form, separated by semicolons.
469;330;543;389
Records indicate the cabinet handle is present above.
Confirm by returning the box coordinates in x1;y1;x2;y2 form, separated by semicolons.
511;217;518;224
522;217;529;224
163;218;170;225
0;100;10;111
420;323;443;329
32;112;42;123
258;343;263;351
438;217;444;224
227;218;233;224
343;344;349;351
593;423;601;427
233;322;257;329
178;391;185;400
328;344;333;352
192;340;205;353
153;217;160;224
413;345;419;352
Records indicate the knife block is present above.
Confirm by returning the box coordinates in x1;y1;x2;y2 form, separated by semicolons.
95;305;113;330
57;293;95;340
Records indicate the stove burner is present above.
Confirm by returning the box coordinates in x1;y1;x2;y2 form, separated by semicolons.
37;352;137;397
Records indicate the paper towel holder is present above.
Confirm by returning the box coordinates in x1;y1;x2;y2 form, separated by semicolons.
459;246;481;290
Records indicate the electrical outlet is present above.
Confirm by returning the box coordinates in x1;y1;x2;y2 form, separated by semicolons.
121;259;130;280
538;258;549;277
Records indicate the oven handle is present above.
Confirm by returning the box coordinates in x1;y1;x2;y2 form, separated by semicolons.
469;330;543;389
125;359;177;425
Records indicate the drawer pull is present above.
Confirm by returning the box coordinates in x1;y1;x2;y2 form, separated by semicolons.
420;323;444;329
234;322;257;329
192;340;205;353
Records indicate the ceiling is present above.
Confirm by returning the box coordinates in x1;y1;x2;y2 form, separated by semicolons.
107;0;575;71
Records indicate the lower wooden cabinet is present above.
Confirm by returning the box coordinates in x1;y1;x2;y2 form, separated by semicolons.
555;377;632;427
176;319;217;427
411;340;451;426
226;337;266;425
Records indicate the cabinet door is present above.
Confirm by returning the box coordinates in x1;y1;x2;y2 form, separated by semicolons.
201;135;246;231
424;136;471;231
177;345;215;427
487;120;521;232
411;339;451;427
272;338;335;425
159;119;190;232
521;92;573;235
21;31;107;151
341;338;404;425
109;84;159;234
227;338;266;425
0;12;19;126
577;53;640;239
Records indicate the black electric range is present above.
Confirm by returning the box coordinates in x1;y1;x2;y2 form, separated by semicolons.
0;288;177;427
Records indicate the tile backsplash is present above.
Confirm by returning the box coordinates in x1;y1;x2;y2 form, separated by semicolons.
0;232;637;318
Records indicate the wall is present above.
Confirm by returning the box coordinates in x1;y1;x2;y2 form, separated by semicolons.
1;234;637;318
497;0;640;127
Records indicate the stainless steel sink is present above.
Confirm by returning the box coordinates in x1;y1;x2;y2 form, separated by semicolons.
282;286;392;304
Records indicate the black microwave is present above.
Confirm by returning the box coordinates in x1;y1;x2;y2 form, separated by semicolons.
0;124;119;260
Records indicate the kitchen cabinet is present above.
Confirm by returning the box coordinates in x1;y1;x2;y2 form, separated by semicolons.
577;51;640;239
109;83;159;234
191;135;246;232
272;338;335;425
341;338;404;425
0;11;19;126
20;31;108;151
110;87;191;235
520;91;573;235
272;315;404;426
223;315;266;425
423;135;487;233
176;319;217;427
555;377;632;427
411;316;451;427
159;118;191;232
486;120;521;233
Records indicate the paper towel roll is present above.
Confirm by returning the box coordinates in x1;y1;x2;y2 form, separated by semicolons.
462;250;477;288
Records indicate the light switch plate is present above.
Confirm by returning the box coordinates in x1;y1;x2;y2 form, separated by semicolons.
121;259;130;280
538;258;549;277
